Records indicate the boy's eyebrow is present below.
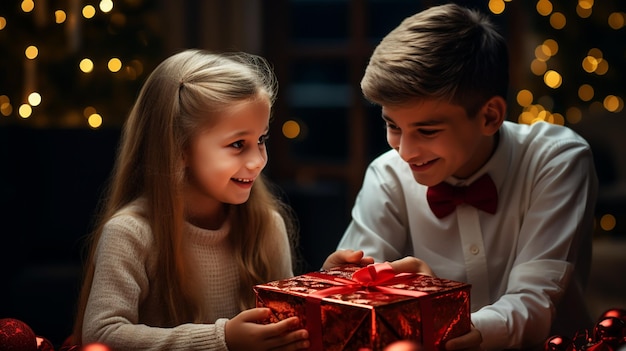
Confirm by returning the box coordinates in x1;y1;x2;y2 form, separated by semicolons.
381;113;444;127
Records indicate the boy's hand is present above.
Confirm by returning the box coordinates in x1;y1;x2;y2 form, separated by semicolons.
445;324;483;351
322;249;374;270
225;308;309;351
387;256;436;277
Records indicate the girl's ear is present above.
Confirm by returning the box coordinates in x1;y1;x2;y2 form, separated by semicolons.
481;96;506;135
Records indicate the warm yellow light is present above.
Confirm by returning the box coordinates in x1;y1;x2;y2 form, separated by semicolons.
100;0;114;13
549;12;566;29
576;5;592;18
578;84;594;102
536;0;553;16
516;90;533;107
595;60;608;75
578;0;593;10
21;0;34;13
543;70;562;89
83;106;97;117
552;113;565;126
543;39;558;56
582;56;598;73
0;95;8;104
534;45;550;61
82;5;96;19
28;92;41;106
530;59;547;76
19;104;32;118
608;12;625;30
80;58;94;73
25;45;38;59
108;58;122;72
600;214;616;231
282;120;301;139
55;10;67;24
0;17;6;30
588;48;603;59
1;102;12;116
488;0;506;15
518;111;535;125
88;113;103;128
566;107;583;124
604;95;623;113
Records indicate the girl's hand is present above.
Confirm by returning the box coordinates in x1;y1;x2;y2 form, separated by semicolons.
444;324;483;351
225;308;309;351
322;249;375;270
387;256;436;277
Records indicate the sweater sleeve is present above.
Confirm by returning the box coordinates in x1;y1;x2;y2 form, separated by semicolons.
82;214;230;351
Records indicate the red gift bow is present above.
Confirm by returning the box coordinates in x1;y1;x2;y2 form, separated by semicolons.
303;263;430;351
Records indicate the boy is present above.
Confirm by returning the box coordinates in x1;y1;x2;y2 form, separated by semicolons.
325;3;598;351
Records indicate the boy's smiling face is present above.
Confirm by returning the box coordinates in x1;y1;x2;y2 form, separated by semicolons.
382;97;504;187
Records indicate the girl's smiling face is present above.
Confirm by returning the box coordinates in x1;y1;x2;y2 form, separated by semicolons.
382;97;503;186
184;98;271;208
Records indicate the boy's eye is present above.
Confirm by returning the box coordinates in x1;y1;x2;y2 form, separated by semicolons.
385;122;399;130
258;133;270;144
419;129;440;136
231;140;244;149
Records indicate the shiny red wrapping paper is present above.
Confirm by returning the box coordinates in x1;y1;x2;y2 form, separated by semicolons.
254;264;471;351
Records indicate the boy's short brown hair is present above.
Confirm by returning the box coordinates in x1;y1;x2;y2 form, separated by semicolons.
361;3;509;117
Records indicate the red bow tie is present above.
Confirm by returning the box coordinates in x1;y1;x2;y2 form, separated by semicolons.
426;174;498;218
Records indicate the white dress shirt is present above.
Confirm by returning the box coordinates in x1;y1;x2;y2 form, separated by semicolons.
337;121;598;350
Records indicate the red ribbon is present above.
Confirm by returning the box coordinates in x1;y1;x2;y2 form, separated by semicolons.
303;263;428;350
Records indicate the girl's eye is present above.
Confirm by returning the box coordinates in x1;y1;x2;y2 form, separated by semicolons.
419;129;440;136
258;133;270;145
231;140;244;149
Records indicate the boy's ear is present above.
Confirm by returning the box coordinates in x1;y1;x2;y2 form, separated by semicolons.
480;96;506;135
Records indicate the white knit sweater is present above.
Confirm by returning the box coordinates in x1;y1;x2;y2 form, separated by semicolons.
82;200;294;350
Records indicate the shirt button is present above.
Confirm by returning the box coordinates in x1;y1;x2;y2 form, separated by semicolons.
470;245;480;255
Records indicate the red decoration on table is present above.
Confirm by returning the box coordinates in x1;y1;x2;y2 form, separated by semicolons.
0;318;38;351
545;307;626;351
36;335;55;351
544;335;574;351
255;263;471;351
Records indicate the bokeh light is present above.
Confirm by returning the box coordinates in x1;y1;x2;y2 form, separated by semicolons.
108;58;122;72
55;10;67;24
83;5;97;19
88;113;103;128
282;120;301;139
80;58;94;73
28;92;41;106
543;70;562;89
549;12;566;29
25;46;38;59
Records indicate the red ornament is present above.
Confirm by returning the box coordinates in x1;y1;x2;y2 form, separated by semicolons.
0;318;38;351
599;309;626;324
593;317;626;349
544;335;575;351
36;336;55;351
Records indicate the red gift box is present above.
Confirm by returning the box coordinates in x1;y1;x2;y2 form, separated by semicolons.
254;263;471;351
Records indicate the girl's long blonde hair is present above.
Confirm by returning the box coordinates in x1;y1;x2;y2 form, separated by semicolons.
72;49;296;343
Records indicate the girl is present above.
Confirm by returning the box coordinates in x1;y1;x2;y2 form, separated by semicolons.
72;49;310;351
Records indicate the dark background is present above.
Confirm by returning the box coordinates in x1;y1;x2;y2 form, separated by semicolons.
1;0;625;347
